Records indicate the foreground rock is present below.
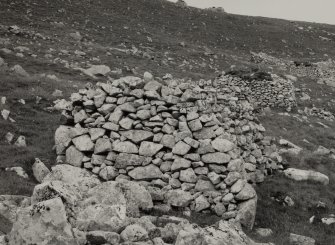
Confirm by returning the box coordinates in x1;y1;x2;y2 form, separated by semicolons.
2;165;266;245
284;168;329;185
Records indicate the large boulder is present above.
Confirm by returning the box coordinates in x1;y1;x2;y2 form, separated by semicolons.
32;181;82;207
42;164;100;192
284;168;329;185
83;65;111;78
7;197;80;245
236;197;257;230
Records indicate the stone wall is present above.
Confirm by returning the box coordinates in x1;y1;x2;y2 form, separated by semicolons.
213;75;296;110
54;75;282;228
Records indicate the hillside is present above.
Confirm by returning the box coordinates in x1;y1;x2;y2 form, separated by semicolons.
1;0;335;244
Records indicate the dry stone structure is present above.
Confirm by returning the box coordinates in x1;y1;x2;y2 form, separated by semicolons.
214;75;296;110
54;74;282;229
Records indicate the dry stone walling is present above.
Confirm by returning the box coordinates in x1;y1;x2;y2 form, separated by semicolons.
54;74;283;230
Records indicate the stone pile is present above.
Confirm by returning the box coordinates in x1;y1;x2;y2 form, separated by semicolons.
291;59;335;87
251;52;335;90
250;52;291;68
1;165;271;245
301;106;335;121
54;74;282;229
214;74;296;109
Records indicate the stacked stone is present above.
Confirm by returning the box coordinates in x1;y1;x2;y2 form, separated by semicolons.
290;59;335;86
213;75;296;109
54;75;281;225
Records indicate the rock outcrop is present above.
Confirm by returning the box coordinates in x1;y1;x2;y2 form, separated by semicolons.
2;165;269;245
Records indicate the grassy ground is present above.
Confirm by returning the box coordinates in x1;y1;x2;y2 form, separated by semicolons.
248;107;335;244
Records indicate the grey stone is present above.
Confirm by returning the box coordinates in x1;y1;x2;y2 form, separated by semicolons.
289;233;315;245
194;195;210;212
235;184;256;201
171;158;191;172
121;130;154;143
139;141;164;157
99;166;118;181
115;153;151;169
160;134;176;148
113;141;139;154
188;119;203;132
94;138;112;154
211;138;235;153
180;168;197;183
172;141;191;155
128;165;163;180
72;134;94;151
193;127;216;140
66;146;84;167
32;158;50;183
201;153;231;164
165;190;193;207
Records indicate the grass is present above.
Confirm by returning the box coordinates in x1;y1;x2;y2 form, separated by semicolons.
252;107;335;244
251;174;335;245
0;72;81;196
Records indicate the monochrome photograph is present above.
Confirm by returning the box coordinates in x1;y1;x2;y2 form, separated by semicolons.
0;0;334;244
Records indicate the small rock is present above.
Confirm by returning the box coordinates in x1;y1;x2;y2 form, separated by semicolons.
194;195;210;212
255;228;273;238
14;136;26;147
1;109;10;120
120;224;148;242
6;167;28;179
32;158;50;183
5;132;14;143
165;189;193;207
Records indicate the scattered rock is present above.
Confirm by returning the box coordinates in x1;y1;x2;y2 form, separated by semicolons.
32;158;50;183
5;167;28;179
14;136;26;147
1;109;10;120
284;168;329;185
255;228;273;238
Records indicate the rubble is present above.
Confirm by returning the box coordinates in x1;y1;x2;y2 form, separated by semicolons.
2;165;267;245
